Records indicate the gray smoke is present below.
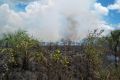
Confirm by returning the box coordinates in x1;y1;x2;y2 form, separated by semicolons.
62;17;78;41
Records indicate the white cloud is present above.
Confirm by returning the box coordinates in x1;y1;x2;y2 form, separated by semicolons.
0;0;113;41
4;0;39;4
0;4;23;33
108;0;120;11
94;3;109;15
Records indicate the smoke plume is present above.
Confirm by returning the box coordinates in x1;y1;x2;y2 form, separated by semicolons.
0;0;113;41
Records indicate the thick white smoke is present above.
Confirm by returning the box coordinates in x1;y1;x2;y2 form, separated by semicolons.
0;0;113;41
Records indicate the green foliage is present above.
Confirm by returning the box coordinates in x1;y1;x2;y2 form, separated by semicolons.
111;30;120;41
106;30;120;68
52;49;69;66
107;30;120;50
0;48;16;65
0;30;39;70
52;49;62;61
61;56;70;67
84;29;105;79
0;30;38;48
0;29;120;80
85;29;104;66
33;52;45;63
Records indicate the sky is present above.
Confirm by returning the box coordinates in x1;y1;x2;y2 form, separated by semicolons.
97;0;120;26
0;0;120;41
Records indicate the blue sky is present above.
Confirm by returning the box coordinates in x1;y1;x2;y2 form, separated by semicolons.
15;3;27;12
97;0;115;6
97;0;120;26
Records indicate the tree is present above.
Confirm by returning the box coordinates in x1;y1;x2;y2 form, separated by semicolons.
107;30;120;68
83;29;105;79
0;30;39;70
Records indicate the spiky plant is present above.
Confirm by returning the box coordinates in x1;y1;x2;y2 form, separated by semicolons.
0;30;39;70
